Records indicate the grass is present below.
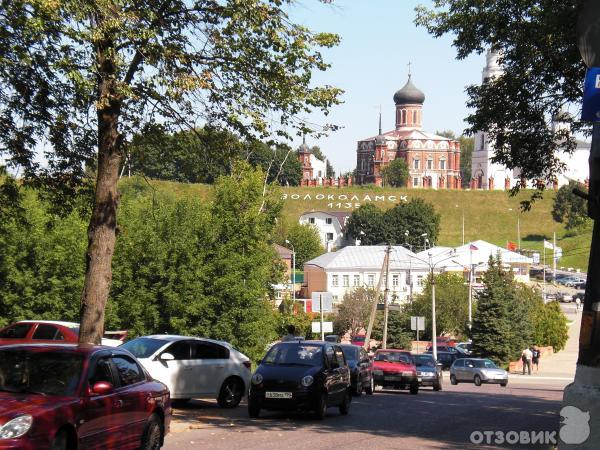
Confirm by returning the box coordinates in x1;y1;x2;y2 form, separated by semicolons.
119;178;591;272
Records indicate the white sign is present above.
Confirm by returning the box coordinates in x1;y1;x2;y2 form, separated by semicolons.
532;252;540;264
411;316;425;331
311;292;333;312
312;321;333;333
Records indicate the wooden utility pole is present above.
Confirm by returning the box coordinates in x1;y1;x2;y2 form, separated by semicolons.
363;246;390;351
382;245;392;349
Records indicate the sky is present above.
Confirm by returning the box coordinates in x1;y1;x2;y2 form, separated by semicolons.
287;0;485;174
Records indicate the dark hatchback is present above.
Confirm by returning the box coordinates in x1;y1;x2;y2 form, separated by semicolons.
340;344;374;396
248;341;351;419
0;344;170;450
413;354;442;391
426;350;464;370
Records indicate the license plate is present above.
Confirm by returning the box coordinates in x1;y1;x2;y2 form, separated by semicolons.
265;391;292;399
384;376;401;381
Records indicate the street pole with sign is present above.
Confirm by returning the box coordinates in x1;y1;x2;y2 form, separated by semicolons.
560;3;600;447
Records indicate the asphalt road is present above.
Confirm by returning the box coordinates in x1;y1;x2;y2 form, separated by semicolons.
163;375;568;450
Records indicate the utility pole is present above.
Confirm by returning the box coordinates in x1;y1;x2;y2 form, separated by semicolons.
382;244;392;349
363;247;390;351
320;293;324;341
429;252;438;362
468;247;473;329
553;231;557;284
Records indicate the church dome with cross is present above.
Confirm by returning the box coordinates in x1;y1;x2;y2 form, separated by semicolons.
393;75;426;105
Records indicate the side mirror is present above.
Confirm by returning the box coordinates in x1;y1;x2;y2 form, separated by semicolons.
160;352;175;361
436;362;443;367
91;381;114;395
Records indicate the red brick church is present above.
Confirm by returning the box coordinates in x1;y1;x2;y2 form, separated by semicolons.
356;75;462;188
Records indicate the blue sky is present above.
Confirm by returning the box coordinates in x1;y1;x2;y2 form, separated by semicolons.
288;0;485;174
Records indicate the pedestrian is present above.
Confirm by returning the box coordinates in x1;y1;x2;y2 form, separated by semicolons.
282;324;297;341
575;297;581;312
531;345;541;373
521;347;533;375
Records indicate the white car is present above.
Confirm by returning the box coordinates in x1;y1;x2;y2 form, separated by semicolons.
122;335;251;407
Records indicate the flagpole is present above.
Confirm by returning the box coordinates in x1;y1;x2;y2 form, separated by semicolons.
543;242;546;303
553;232;557;284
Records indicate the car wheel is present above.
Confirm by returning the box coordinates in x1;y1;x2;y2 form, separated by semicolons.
474;375;482;386
365;375;374;395
314;392;327;420
354;379;363;396
217;377;244;408
50;430;67;450
450;374;458;385
172;398;190;407
409;382;419;395
339;389;351;415
248;400;260;418
140;414;163;450
500;381;508;387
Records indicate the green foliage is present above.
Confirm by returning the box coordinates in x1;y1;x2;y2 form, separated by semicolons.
371;310;413;350
416;0;585;202
275;222;324;267
276;298;312;339
531;300;569;352
471;256;532;366
408;273;470;340
333;287;375;338
381;158;409;188
246;140;302;187
459;136;474;187
345;203;387;246
552;180;589;230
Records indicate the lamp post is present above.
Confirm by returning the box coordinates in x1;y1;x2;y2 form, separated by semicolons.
508;208;521;250
456;205;465;246
285;240;295;302
420;233;428;251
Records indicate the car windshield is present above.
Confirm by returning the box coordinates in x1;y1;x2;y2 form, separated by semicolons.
473;360;497;369
341;346;359;361
263;344;323;366
0;349;83;396
121;337;167;358
413;355;435;367
375;352;411;363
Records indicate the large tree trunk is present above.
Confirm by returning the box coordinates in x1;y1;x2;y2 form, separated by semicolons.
79;29;122;344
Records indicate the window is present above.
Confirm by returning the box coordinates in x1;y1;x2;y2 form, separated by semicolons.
332;295;339;303
367;274;375;286
440;159;446;170
165;341;192;360
353;275;360;286
309;217;315;224
326;232;334;241
413;178;420;187
111;355;144;386
417;275;424;287
32;324;62;340
334;346;345;367
89;357;115;387
332;275;339;287
343;275;349;287
392;274;399;287
326;346;338;369
191;341;229;359
413;159;420;169
413;110;417;123
427;159;433;170
326;218;332;225
0;323;32;339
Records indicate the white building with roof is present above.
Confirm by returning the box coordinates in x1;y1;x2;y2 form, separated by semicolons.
299;211;351;251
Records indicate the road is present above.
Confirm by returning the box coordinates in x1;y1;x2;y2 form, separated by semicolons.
163;305;579;449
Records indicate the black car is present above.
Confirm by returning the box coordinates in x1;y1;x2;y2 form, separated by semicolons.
426;350;463;370
248;341;351;419
413;354;443;391
340;344;374;396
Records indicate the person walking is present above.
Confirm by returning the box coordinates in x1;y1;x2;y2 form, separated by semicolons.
521;347;533;375
531;346;541;373
282;324;297;341
575;297;581;312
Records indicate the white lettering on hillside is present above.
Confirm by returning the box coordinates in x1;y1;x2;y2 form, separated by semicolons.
282;193;408;209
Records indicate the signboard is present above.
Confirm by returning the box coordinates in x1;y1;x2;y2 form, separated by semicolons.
554;247;563;261
311;292;333;312
532;252;540;264
312;321;333;333
582;67;600;121
376;303;401;312
411;316;425;331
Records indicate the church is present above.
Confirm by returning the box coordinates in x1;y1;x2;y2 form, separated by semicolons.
355;75;462;188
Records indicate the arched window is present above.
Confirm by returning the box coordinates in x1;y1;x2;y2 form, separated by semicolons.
413;110;417;124
401;110;406;125
440;158;446;170
427;158;433;170
413;158;420;170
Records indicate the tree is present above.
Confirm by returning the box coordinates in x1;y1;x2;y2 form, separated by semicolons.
471;256;532;366
371;310;413;350
345;203;386;245
416;1;584;202
382;198;441;248
245;140;302;186
408;273;470;340
533;301;569;352
381;158;409;188
333;287;375;339
280;222;324;267
459;136;474;187
552;180;590;230
0;1;342;343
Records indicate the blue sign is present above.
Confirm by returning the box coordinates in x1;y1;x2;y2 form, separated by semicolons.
582;67;600;122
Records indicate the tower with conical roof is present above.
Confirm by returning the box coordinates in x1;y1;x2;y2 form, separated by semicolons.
393;74;425;130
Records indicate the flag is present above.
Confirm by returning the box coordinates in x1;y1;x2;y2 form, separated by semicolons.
469;244;478;251
543;240;554;250
507;241;518;251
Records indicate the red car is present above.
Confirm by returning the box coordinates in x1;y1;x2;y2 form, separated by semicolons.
0;344;171;449
371;349;419;394
0;321;123;347
350;335;366;347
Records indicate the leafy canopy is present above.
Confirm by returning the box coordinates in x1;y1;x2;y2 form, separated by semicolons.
381;158;409;188
552;180;590;230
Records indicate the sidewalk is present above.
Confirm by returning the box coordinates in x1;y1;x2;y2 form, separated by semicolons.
509;305;579;381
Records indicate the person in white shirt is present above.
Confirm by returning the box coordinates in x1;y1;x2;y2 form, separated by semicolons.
521;347;533;375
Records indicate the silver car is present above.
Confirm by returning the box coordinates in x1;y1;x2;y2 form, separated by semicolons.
450;358;508;387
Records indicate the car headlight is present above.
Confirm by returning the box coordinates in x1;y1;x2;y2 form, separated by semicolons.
251;373;263;385
301;375;314;387
402;371;414;377
0;415;33;439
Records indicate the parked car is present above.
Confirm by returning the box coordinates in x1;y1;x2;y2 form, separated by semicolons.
450;358;508;387
425;344;463;355
0;343;171;449
340;344;374;396
371;349;419;394
426;350;461;370
0;321;123;347
413;354;442;391
121;335;251;408
324;335;340;343
563;277;586;288
248;341;351;419
455;342;472;355
350;334;366;347
559;293;573;303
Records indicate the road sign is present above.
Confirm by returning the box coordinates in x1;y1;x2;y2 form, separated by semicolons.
311;292;333;312
582;68;600;121
312;321;333;333
376;303;401;312
411;316;425;331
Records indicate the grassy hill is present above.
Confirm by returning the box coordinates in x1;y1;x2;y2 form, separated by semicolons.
120;178;591;271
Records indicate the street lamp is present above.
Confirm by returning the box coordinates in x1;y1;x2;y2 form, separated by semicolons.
285;240;295;302
420;233;428;251
455;205;465;246
508;208;521;250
